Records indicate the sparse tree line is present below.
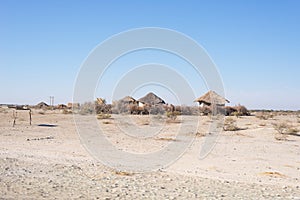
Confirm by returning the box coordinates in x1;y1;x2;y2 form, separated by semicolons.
77;98;250;116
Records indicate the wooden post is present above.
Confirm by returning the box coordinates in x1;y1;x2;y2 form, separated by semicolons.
12;110;17;127
29;109;32;125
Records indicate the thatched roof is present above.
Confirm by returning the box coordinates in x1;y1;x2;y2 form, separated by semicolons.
118;96;137;104
138;92;165;105
194;91;229;106
35;102;49;108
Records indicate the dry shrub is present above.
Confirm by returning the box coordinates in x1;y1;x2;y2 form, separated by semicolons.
180;106;200;115
102;121;112;124
272;121;299;140
149;104;165;115
286;127;299;135
234;104;250;116
97;113;112;120
79;102;95;115
260;171;286;178
196;132;206;137
95;103;112;114
256;112;274;120
223;117;240;131
166;111;181;120
115;171;134;176
166;111;182;124
62;109;72;114
273;122;288;135
139;119;150;125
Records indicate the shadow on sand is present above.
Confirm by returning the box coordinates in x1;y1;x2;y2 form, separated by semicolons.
37;124;58;127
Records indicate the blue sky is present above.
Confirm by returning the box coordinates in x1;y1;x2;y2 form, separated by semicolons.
1;0;299;110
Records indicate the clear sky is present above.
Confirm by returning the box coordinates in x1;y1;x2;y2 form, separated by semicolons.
1;0;299;110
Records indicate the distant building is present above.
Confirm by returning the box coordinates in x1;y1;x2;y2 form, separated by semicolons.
194;90;229;107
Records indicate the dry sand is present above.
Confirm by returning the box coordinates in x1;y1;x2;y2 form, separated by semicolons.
0;108;300;199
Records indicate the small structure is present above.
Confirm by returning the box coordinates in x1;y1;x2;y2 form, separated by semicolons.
119;96;137;104
194;91;229;115
194;90;229;107
35;102;49;109
138;92;166;105
112;96;137;114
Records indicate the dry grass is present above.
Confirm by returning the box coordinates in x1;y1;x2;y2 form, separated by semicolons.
260;171;286;178
97;113;112;120
166;119;181;124
140;121;149;125
166;111;181;120
196;132;206;137
272;121;299;140
223;117;240;131
0;108;8;114
114;171;134;176
256;112;274;120
273;122;288;135
62;109;72;114
286;127;299;135
102;121;112;124
259;123;266;127
155;137;177;141
137;119;150;125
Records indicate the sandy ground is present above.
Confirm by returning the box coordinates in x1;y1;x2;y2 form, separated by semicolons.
0;108;300;199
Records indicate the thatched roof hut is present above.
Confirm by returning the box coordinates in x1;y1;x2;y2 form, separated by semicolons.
119;96;137;104
194;91;229;106
35;102;49;109
138;92;165;105
111;96;137;114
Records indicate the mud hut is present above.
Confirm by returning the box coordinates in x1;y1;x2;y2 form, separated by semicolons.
194;91;229;115
119;96;137;104
138;92;166;114
194;91;229;107
138;92;165;105
112;96;137;114
35;102;49;109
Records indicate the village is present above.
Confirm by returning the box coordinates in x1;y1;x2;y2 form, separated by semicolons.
0;90;300;198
